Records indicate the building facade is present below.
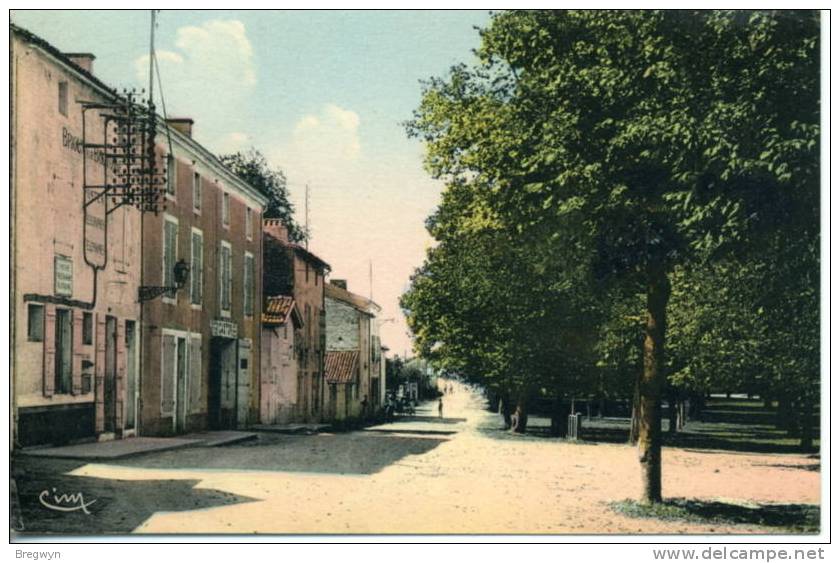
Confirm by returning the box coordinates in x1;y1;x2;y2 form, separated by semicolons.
262;220;330;423
11;26;144;446
260;296;302;424
140;120;268;435
324;280;384;421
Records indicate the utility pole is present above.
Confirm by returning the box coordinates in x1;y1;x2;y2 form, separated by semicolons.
369;259;373;302
148;10;156;104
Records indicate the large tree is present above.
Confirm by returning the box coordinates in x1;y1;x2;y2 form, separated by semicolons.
219;148;306;243
407;10;819;502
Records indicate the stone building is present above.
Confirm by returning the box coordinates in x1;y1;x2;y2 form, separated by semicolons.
262;220;330;422
139;118;268;435
324;280;384;421
11;25;144;446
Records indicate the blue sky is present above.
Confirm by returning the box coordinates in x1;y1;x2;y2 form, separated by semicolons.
12;9;491;355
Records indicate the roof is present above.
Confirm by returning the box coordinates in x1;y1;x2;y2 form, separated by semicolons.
263;233;331;272
262;296;302;327
325;350;359;384
10;23;268;210
325;283;382;315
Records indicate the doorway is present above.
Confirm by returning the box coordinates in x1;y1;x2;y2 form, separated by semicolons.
209;338;236;429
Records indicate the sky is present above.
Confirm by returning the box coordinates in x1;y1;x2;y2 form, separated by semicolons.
11;9;492;356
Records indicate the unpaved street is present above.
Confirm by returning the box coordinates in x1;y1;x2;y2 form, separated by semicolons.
14;384;819;535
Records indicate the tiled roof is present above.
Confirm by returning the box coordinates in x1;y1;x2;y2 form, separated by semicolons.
325;283;382;315
262;295;301;327
325;350;359;384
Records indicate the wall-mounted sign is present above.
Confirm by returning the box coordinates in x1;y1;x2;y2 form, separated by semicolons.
54;255;73;297
211;319;238;339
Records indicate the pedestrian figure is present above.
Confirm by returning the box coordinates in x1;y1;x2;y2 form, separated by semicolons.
438;397;443;418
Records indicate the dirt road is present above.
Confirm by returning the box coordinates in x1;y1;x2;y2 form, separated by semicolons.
13;383;820;535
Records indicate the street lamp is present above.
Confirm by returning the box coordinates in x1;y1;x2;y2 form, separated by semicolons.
138;258;191;302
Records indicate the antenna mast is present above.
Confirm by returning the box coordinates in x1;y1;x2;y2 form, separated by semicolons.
305;182;310;250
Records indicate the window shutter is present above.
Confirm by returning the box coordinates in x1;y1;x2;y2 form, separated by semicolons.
189;335;202;414
94;314;106;432
72;309;84;395
191;232;203;305
161;335;176;416
42;304;56;397
164;221;177;298
115;319;126;430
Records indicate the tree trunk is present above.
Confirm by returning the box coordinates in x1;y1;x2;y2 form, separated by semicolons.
511;391;529;434
599;397;606;418
667;392;678;435
776;396;791;429
499;393;512;430
629;381;641;444
550;396;570;437
799;399;815;451
778;397;800;437
763;396;773;410
638;263;670;504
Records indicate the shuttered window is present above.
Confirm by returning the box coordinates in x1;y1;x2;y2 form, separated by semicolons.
191;230;203;305
166;155;177;197
219;241;232;313
163;217;178;300
244;252;254;316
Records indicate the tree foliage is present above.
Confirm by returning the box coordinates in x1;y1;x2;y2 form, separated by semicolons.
219;148;306;243
403;9;820;501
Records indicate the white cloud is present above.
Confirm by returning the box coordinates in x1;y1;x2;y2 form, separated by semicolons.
288;103;362;162
133;19;256;149
174;20;256;87
215;131;250;153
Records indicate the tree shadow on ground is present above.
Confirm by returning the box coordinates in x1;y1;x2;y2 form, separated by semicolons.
396;415;468;424
12;457;256;536
610;498;820;533
104;432;448;475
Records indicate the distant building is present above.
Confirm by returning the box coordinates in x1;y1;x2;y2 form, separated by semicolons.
324;280;384;421
262;220;330;422
260;295;302;424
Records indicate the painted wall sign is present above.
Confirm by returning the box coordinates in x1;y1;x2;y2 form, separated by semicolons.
54;255;73;297
210;319;238;339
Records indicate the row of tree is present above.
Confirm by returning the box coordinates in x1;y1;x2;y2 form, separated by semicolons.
400;10;820;504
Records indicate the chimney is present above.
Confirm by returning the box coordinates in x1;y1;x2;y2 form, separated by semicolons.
65;53;95;74
263;219;289;242
330;279;347;290
166;118;194;138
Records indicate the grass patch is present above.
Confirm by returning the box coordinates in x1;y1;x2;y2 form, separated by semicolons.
610;498;819;533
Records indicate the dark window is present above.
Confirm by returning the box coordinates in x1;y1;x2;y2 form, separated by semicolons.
58;81;68;116
83;312;93;345
193;172;202;211
27;304;44;342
